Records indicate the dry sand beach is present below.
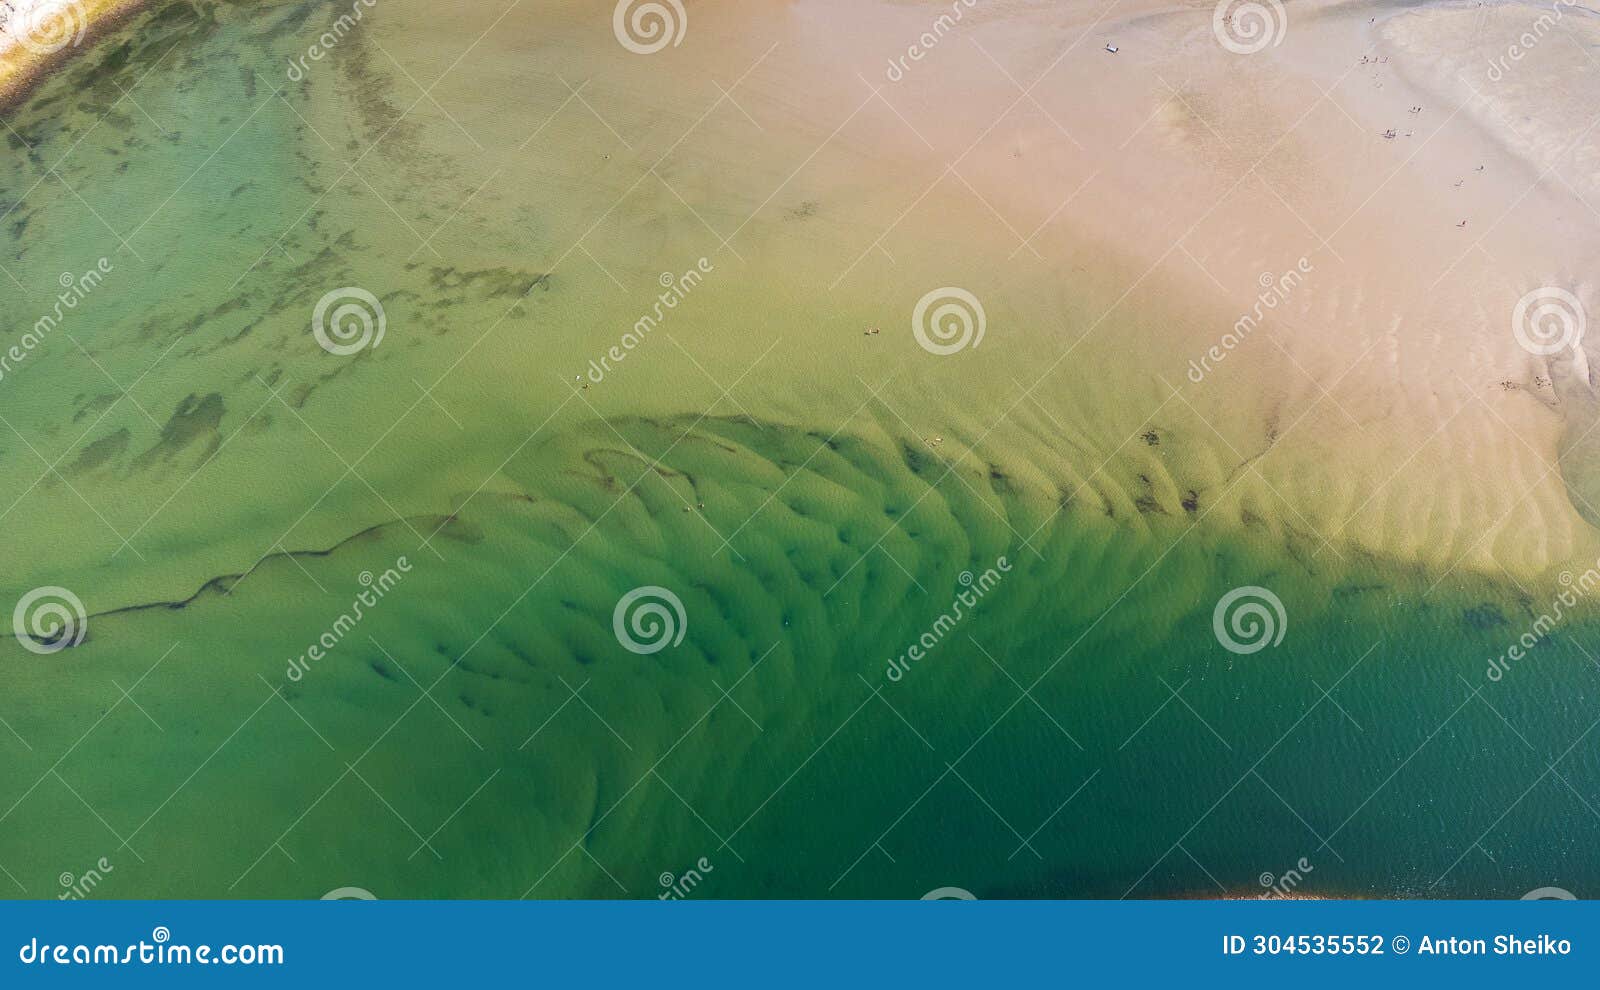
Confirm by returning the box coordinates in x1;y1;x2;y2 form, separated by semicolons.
0;0;144;105
0;0;1598;898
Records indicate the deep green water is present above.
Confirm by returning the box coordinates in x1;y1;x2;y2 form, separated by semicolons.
1;0;1597;899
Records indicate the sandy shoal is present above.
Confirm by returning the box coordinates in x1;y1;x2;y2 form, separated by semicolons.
755;0;1600;581
5;0;1600;605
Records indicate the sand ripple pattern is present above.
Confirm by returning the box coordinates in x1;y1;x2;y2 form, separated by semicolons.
1;414;1591;897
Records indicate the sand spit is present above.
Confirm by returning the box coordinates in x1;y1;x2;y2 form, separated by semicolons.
3;0;1600;607
0;0;144;107
823;0;1600;580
